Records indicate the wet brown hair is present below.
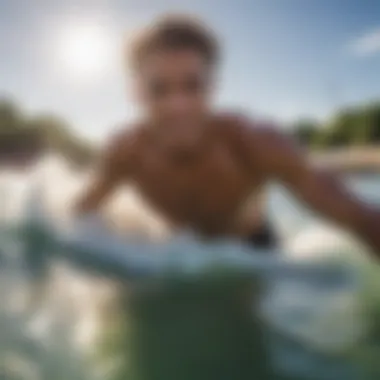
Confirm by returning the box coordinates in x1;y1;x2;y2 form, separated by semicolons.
128;14;220;71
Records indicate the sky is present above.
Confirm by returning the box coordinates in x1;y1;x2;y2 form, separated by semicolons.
1;0;380;143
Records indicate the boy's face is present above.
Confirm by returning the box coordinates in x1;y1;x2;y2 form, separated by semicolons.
134;48;214;130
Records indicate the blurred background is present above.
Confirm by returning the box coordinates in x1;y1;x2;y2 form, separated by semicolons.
1;1;380;379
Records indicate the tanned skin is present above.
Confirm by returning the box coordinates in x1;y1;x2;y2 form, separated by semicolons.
75;41;380;252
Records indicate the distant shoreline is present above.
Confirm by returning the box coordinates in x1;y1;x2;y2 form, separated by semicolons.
312;146;380;173
1;146;380;174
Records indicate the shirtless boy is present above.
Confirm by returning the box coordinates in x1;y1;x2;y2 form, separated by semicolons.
76;15;380;253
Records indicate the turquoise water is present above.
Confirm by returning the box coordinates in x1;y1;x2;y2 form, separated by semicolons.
268;174;380;241
1;169;380;380
265;174;380;379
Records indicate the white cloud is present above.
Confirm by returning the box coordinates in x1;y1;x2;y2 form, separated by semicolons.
348;27;380;58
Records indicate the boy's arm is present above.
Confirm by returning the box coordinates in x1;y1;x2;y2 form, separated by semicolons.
74;132;129;215
235;118;380;254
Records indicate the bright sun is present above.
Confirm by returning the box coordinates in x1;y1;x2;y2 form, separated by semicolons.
54;20;116;80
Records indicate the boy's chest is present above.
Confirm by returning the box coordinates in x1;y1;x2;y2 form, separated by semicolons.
130;141;261;228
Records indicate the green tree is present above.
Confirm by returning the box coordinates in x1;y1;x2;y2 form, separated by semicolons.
293;119;320;147
0;99;25;132
295;101;380;149
0;98;95;167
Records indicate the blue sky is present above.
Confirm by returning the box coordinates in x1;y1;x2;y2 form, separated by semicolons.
1;0;380;142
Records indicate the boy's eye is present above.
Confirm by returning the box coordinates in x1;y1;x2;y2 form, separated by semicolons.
146;75;205;98
148;80;170;98
183;76;204;93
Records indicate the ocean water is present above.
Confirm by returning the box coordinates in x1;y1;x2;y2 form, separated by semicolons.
268;174;380;243
1;158;380;380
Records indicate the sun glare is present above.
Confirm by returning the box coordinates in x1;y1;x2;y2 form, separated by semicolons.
54;20;117;81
